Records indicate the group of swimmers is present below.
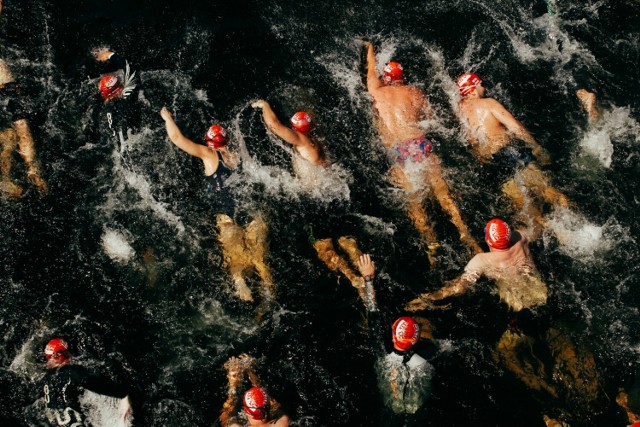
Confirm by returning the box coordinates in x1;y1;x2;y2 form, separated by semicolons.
0;1;633;423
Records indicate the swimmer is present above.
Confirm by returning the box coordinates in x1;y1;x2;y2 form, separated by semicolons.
375;316;434;415
617;389;640;426
161;108;271;304
406;218;547;313
251;99;326;182
456;73;571;237
576;89;603;123
220;354;289;427
161;107;239;191
407;219;601;409
40;338;131;425
312;236;371;309
0;58;47;197
364;42;481;263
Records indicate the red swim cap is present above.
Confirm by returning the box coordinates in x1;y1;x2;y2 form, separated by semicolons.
99;75;123;101
457;73;482;96
205;124;227;148
392;317;420;351
383;62;404;83
44;338;69;360
484;218;512;250
290;111;312;134
243;386;269;420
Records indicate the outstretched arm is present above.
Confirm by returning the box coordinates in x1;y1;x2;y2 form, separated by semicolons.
406;269;481;311
490;100;550;164
252;100;306;147
160;107;209;160
220;354;257;427
365;42;383;93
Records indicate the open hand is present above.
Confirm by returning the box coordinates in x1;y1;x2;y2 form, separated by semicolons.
357;254;375;278
251;99;266;109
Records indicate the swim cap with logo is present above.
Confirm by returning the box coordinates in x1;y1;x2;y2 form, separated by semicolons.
457;73;482;96
44;338;69;360
99;75;123;101
484;218;512;249
290;111;312;134
383;61;404;83
392;316;420;351
205;124;227;149
243;386;269;420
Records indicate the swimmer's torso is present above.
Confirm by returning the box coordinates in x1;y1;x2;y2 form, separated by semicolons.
373;85;429;147
459;97;512;158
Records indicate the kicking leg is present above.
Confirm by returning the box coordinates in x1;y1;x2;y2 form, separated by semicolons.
427;156;481;254
0;126;22;197
502;176;545;240
313;238;366;301
244;216;274;299
14;119;47;195
216;214;252;302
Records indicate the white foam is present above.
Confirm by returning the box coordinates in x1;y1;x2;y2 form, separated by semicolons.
101;229;135;263
577;106;640;168
544;208;624;260
80;390;131;427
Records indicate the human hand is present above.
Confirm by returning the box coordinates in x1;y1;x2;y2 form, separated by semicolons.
357;254;375;278
160;106;172;121
93;47;114;62
251;100;266;109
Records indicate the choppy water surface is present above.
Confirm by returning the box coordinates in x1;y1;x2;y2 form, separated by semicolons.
1;0;639;425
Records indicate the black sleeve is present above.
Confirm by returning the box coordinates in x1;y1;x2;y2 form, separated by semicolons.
70;366;128;399
86;53;128;80
367;310;388;357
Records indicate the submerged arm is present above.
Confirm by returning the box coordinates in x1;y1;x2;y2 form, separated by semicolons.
406;268;482;311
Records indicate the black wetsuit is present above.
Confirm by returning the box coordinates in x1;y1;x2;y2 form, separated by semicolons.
205;158;238;217
41;364;128;426
0;80;32;128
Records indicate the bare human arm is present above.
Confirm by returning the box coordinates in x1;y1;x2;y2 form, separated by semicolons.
364;42;383;94
406;257;484;311
160;107;211;160
489;99;550;164
357;254;377;311
252;99;307;147
219;354;257;427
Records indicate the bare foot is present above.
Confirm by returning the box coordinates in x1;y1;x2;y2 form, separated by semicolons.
233;276;253;302
576;89;602;123
27;172;48;195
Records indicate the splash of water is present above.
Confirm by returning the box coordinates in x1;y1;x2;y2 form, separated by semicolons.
101;229;135;263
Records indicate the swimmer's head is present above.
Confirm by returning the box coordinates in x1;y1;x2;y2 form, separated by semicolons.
484;218;512;250
457;73;482;97
392;316;420;352
290;111;312;134
205;124;227;149
383;61;404;84
45;338;70;364
99;75;123;101
243;386;269;420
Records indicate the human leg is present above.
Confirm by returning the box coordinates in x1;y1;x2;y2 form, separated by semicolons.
216;214;252;301
313;238;366;301
0;126;22;197
426;157;481;254
14;119;47;194
244;216;274;298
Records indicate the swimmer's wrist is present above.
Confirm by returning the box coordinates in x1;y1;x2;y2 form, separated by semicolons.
364;275;374;283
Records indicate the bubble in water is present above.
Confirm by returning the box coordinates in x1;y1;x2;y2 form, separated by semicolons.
80;390;131;427
101;229;135;263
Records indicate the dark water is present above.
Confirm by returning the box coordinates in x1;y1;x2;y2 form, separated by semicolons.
1;0;640;425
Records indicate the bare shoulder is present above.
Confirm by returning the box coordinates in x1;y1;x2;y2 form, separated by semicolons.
273;415;290;426
465;253;488;272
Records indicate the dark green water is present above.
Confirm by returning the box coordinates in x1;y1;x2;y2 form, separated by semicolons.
1;0;640;425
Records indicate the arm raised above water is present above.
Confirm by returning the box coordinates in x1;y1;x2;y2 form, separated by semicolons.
160;107;210;160
252;99;307;148
364;42;383;94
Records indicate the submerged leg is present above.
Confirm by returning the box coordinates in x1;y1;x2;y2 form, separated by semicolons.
494;329;558;397
14;119;47;195
0;126;22;197
427;157;482;255
313;238;366;301
216;214;252;302
244;216;274;299
502;176;545;240
521;164;571;209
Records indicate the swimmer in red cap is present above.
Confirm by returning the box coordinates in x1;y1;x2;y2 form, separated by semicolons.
407;218;547;313
0;10;47;197
251;99;326;181
220;354;289;427
41;338;132;424
456;72;571;238
364;42;481;264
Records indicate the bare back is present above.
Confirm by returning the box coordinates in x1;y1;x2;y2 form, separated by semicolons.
464;234;547;311
459;97;513;158
371;84;429;147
